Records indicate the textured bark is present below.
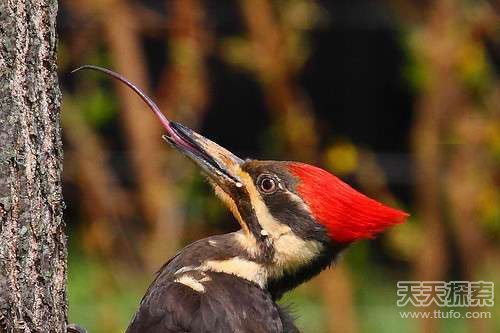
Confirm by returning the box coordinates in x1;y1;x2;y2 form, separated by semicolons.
0;0;66;332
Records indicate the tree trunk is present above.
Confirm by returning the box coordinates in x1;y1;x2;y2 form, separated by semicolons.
0;1;66;332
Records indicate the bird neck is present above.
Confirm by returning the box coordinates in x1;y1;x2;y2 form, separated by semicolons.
164;231;343;301
201;230;342;299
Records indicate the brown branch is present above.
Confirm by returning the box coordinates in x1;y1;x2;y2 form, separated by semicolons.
101;0;184;270
409;1;500;332
410;1;459;331
157;0;210;127
240;0;318;161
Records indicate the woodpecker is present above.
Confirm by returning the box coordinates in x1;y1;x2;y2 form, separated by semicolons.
74;65;408;333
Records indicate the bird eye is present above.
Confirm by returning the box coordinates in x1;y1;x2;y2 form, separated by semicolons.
258;176;277;194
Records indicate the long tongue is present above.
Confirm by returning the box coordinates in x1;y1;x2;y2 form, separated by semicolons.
71;65;191;149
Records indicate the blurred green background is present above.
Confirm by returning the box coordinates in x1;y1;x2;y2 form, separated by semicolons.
59;0;500;332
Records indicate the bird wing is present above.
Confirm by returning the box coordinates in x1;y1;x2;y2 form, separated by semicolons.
126;278;200;333
126;271;287;333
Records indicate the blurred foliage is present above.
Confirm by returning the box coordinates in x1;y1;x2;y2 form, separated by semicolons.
324;141;359;176
79;88;118;127
60;0;500;332
68;237;148;332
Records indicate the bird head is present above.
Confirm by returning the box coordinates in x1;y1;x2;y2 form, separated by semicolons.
161;124;407;294
74;66;408;293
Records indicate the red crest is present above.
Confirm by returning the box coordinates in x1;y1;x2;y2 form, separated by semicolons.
289;163;408;243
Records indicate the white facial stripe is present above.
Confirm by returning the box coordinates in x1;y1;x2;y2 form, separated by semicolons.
272;235;323;272
198;240;321;287
208;167;324;283
233;230;259;257
178;238;322;288
238;171;291;237
201;257;268;288
174;266;196;275
238;170;324;273
174;274;207;293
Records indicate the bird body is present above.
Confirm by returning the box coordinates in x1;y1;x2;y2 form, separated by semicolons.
126;233;301;333
126;157;402;333
74;65;408;333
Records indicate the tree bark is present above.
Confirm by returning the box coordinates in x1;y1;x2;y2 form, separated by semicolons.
0;0;66;332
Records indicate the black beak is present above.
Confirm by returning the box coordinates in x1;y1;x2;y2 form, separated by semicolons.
72;65;243;189
162;122;243;187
